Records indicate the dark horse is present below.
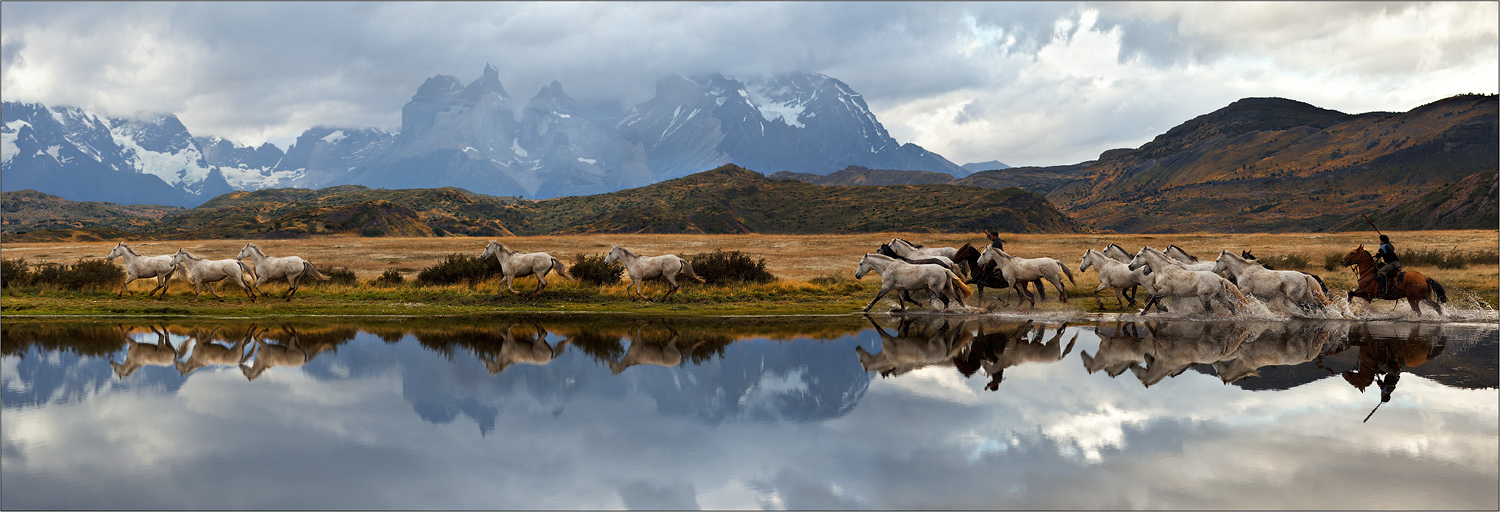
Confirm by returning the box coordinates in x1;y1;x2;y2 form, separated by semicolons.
952;243;1044;306
1341;245;1447;315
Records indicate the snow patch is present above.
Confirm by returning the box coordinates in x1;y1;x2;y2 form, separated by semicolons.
45;145;62;162
109;123;213;188
553;111;571;119
511;138;529;158
218;165;305;190
1;120;29;164
321;130;347;144
716;97;727;106
576;157;597;165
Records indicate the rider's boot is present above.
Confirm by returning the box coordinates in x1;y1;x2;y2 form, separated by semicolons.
1376;275;1387;297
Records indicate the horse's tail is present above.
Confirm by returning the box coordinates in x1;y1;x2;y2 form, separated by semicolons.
1304;272;1329;295
1059;260;1076;285
1305;274;1331;306
1427;278;1448;303
680;257;705;282
237;260;257;281
947;270;974;299
303;262;330;281
551;257;570;279
1224;280;1250;306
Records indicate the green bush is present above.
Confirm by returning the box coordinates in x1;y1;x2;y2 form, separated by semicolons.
1323;253;1343;271
570;253;623;286
371;269;405;287
1258;253;1310;270
687;249;776;285
2;258;31;288
416;253;502;286
320;265;358;286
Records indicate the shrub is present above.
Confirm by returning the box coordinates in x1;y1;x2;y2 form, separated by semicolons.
60;259;125;290
320;265;358;286
1257;253;1309;270
2;258;31;288
1323;253;1343;271
570;252;623;286
416;253;502;286
687;249;776;285
371;269;405;287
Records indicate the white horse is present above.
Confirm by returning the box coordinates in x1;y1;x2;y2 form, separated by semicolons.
171;249;257;301
236;243;329;301
1080;249;1153;308
110;325;179;378
1102;243;1135;264
976;246;1075;307
106;242;178;298
855;253;972;312
604;246;704;301
175;328;253;377
240;326;311;381
885;238;958;265
1127;246;1250;315
1162;244;1218;272
1211;250;1330;314
483;322;570;374
479;241;569;296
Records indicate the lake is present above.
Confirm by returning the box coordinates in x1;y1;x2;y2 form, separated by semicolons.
2;314;1496;510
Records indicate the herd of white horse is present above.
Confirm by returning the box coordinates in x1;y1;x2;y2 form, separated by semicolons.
105;235;1358;318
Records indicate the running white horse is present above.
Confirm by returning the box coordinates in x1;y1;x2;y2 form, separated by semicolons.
976;246;1075;307
1211;250;1330;314
106;242;178;298
479;241;570;296
1102;243;1135;264
236;243;329;301
171;249;257;301
604;246;704;301
1163;244;1218;272
855;253;972;312
1080;249;1153;308
885;238;958;264
1127;246;1250;315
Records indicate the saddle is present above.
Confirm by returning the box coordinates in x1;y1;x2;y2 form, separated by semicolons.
1377;270;1408;298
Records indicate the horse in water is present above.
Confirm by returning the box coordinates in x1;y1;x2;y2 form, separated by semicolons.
855;253;972;312
1341;245;1447;315
1212;250;1329;315
604;246;703;301
1163;244;1218;272
1128;246;1250;315
236;243;329;301
479;241;569;296
951;243;1037;306
171;249;257;301
1080;249;1152;308
976;246;1075;307
1242;249;1329;295
879;243;962;309
106;242;178;298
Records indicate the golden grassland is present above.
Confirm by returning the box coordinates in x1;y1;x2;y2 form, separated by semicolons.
2;230;1495;316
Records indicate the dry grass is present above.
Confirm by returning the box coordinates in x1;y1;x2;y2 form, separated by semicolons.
4;230;1495;308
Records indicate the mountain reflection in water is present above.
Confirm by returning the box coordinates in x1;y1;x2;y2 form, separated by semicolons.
1;315;1495;510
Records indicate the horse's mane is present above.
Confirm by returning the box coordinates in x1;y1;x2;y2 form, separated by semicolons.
893;238;924;249
1105;243;1127;254
177;249;204;261
116;243;140;256
1165;244;1200;262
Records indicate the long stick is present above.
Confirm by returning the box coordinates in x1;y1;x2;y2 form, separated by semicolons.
1363;401;1382;423
1362;214;1383;237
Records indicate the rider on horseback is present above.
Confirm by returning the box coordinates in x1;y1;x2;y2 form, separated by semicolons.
1374;235;1400;297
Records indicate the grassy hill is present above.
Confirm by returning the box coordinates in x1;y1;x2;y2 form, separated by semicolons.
1047;94;1498;232
3;165;1085;240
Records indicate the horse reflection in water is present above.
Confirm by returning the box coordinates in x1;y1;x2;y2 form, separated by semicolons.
607;320;703;375
960;321;1077;391
1320;323;1447;418
855;315;973;377
1080;321;1152;378
1127;322;1251;387
1210;321;1336;384
111;325;180;378
241;326;314;381
175;327;253;376
481;321;572;374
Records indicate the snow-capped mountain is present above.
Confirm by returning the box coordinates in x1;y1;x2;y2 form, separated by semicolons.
4;67;976;206
618;71;969;180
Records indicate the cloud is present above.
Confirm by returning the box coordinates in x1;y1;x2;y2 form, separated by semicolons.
1;2;1494;164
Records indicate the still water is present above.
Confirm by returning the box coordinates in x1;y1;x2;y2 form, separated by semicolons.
2;315;1496;510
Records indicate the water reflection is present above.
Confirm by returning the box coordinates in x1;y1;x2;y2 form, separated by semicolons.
1;315;1495;510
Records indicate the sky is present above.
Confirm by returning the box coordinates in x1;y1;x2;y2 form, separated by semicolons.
2;1;1496;167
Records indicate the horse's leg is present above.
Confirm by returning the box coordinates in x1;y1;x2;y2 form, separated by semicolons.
864;287;894;312
193;280;203;301
532;268;549;296
208;280;225;301
148;275;168;299
1051;276;1068;304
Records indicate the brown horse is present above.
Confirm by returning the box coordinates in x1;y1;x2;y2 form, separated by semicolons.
1340;245;1447;315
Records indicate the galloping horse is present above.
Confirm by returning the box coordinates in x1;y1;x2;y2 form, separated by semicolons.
976;246;1075;307
1242;250;1329;295
879;240;955;268
952;243;1036;306
887;238;959;260
1340;245;1447;315
1211;251;1329;315
604;246;703;301
479;241;569;296
1128;246;1250;315
171;249;257;301
1163;244;1217;272
106;242;178;298
855;253;972;312
1080;249;1152;308
236;243;329;301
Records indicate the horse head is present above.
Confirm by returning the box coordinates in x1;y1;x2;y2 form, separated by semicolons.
1341;245;1371;268
954;244;979;263
1242;250;1255;260
480;240;504;260
107;242;130;260
236;243;261;261
855;254;875;279
603;246;622;265
875;243;898;258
